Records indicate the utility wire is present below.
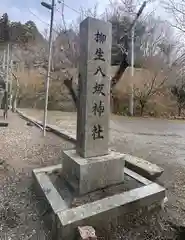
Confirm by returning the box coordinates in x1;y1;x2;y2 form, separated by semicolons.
26;5;81;35
57;2;80;14
56;4;67;32
27;7;59;35
27;8;50;27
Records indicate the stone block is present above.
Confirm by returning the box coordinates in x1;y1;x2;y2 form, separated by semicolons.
33;170;68;213
77;226;97;240
62;149;125;195
124;154;164;180
32;164;166;240
57;182;165;239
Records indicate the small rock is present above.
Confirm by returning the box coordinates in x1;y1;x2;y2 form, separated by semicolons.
77;226;97;240
161;197;168;210
0;159;5;165
27;122;34;126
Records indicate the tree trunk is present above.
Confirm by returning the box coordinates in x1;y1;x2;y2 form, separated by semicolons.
113;97;119;114
140;101;145;116
178;105;182;116
64;78;78;108
17;98;21;107
3;91;8;119
63;53;129;111
12;98;17;112
0;89;5;109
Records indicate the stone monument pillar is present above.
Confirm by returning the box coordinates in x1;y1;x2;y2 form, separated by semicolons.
76;17;111;158
62;17;125;195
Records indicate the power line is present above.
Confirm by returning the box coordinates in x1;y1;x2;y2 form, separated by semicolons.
56;1;67;31
27;7;59;34
26;1;81;35
57;2;80;14
27;8;50;27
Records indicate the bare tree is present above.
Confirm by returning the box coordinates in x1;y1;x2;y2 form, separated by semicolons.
134;42;185;116
62;1;176;112
134;57;168;115
170;50;185;116
171;83;185;116
163;0;185;33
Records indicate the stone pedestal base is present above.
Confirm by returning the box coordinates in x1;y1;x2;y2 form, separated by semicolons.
33;164;166;240
62;149;125;195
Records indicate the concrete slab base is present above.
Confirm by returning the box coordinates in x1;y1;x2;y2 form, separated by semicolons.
62;149;125;195
33;164;166;240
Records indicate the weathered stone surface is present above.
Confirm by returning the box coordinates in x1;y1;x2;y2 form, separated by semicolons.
33;164;62;174
76;17;112;158
124;168;152;185
33;170;68;213
33;164;166;240
57;183;165;239
62;149;125;195
77;226;97;240
124;154;164;180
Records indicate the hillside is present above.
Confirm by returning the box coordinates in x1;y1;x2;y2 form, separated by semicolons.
0;13;73;71
0;13;45;46
0;12;181;116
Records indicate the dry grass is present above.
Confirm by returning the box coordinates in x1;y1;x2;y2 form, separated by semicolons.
112;67;177;116
13;66;178;116
14;69;75;111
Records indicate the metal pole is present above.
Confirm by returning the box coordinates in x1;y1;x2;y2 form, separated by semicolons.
3;50;6;71
6;44;10;91
9;60;13;109
129;26;135;116
122;1;146;116
43;0;55;136
4;43;10;119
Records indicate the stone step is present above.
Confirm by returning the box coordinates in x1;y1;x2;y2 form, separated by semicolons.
123;154;164;181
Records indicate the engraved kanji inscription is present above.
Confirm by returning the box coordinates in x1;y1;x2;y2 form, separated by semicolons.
92;124;104;140
94;30;106;44
94;48;105;61
94;66;106;77
92;100;105;117
93;83;105;96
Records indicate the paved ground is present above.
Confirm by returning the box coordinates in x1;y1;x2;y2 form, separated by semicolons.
1;109;185;239
21;108;185;166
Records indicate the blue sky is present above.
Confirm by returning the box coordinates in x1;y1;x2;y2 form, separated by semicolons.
0;0;108;33
0;0;168;34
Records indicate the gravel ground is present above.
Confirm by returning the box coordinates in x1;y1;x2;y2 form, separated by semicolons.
0;111;73;240
18;108;185;239
1;110;185;239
